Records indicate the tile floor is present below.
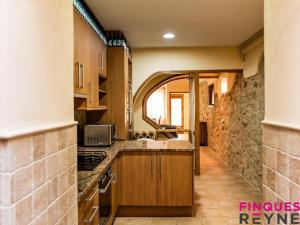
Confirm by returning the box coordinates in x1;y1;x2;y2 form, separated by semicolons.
113;147;262;225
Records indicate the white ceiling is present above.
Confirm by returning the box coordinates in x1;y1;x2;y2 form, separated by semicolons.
85;0;263;48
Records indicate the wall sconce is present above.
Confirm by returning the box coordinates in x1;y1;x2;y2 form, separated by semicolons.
221;77;228;94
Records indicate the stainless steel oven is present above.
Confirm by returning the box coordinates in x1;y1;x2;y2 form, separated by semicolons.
99;166;114;225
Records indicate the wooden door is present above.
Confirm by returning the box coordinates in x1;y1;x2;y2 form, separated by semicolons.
157;152;194;206
121;152;157;206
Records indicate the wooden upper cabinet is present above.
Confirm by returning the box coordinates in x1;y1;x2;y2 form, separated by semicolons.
74;10;88;95
74;9;108;110
157;152;194;206
121;152;157;206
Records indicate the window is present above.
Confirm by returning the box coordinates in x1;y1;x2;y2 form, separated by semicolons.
170;94;184;128
221;78;228;94
146;88;165;124
208;84;214;106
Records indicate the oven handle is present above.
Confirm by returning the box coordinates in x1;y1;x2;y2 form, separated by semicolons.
99;173;115;194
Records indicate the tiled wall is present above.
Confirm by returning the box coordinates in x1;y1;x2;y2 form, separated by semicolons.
263;124;300;205
0;125;78;225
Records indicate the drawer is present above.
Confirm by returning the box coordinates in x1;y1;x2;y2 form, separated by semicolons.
79;181;99;225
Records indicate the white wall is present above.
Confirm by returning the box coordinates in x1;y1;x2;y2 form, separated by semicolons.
131;47;243;94
242;39;264;78
264;0;300;126
0;0;75;137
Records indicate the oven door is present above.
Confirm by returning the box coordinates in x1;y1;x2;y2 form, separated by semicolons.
99;173;114;225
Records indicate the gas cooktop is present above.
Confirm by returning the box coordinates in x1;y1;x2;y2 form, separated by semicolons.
77;150;107;171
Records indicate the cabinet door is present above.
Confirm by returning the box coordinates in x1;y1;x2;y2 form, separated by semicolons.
121;152;157;206
74;10;89;95
73;10;83;94
158;152;193;206
112;157;118;216
86;29;99;108
100;41;107;77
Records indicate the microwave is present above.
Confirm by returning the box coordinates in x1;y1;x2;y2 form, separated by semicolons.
84;124;117;146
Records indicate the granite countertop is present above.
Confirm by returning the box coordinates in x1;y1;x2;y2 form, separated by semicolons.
77;140;195;202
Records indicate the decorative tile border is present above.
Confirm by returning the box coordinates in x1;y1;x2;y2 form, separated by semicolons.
73;0;107;45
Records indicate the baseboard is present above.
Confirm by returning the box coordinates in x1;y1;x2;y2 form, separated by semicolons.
116;206;194;217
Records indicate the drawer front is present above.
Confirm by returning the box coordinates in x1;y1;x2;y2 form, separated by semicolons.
79;181;99;225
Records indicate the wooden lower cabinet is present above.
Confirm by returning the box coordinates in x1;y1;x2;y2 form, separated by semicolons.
120;151;193;207
78;181;99;225
158;152;194;206
121;152;157;206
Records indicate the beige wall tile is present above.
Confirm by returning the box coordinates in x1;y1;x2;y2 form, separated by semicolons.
33;159;46;189
58;171;68;196
47;200;59;225
287;129;300;158
67;184;77;210
68;165;76;187
58;192;68;219
0;173;12;205
277;151;288;177
265;146;276;170
9;137;32;171
32;185;47;218
0;125;77;225
289;156;300;185
263;125;288;152
47;177;58;205
12;165;33;203
276;174;289;201
289;181;300;202
67;203;78;225
0;141;9;172
16;196;32;225
267;168;276;192
66;126;77;147
45;131;58;155
58;129;68;150
0;206;16;225
32;210;48;225
68;145;76;167
33;134;45;161
58;149;68;174
46;154;57;180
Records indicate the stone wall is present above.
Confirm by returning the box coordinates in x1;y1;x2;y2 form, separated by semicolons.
199;60;264;190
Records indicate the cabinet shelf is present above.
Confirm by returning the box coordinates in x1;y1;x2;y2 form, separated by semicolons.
77;105;108;111
99;89;107;95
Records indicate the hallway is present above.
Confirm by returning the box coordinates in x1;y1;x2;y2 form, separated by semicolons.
113;147;262;225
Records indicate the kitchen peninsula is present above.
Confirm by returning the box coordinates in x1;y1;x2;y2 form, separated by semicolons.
78;140;195;225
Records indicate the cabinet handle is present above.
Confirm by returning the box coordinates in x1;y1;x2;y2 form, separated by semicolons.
84;206;98;224
76;62;80;88
81;64;85;88
85;187;98;202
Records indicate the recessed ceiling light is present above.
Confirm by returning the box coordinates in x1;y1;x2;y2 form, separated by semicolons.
163;33;175;39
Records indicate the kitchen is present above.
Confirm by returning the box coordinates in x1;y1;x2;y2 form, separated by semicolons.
73;1;195;225
3;1;294;225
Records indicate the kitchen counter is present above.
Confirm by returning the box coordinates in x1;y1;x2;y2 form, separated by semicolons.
77;140;195;202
